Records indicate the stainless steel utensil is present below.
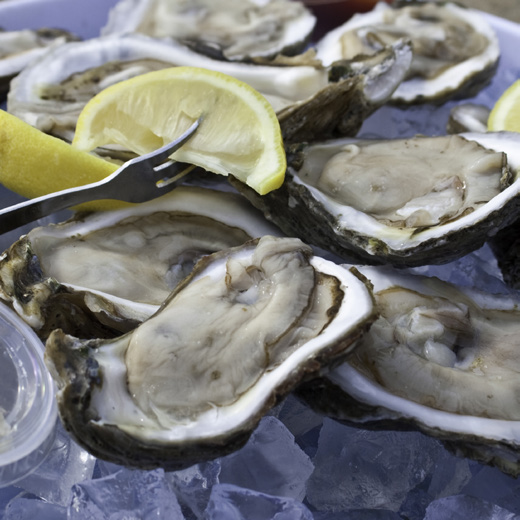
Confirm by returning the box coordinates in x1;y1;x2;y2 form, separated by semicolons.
0;118;201;234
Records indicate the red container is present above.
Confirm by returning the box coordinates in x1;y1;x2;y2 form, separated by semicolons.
303;0;392;39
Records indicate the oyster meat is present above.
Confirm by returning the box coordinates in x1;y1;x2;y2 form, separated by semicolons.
298;265;520;476
101;0;317;61
0;27;78;95
0;186;281;339
44;235;377;469
231;132;520;266
7;32;412;144
315;1;500;104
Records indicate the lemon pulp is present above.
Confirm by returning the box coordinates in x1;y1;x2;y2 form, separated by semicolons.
73;66;286;195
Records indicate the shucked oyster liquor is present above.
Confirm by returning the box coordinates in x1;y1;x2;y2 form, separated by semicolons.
7;32;412;145
101;0;317;62
0;186;281;340
44;236;376;469
298;266;520;476
316;1;500;104
232;132;520;267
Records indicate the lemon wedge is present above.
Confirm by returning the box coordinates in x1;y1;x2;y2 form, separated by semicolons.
72;66;286;195
0;109;120;212
488;80;520;132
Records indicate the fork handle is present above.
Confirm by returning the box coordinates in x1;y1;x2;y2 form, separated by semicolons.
0;180;111;234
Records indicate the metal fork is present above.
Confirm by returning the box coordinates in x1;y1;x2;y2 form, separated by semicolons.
0;118;201;234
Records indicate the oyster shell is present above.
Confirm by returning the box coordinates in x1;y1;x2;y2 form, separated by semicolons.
44;235;377;469
315;1;500;104
0;27;78;95
446;103;490;134
297;265;520;476
0;186;281;339
489;219;520;290
101;0;316;61
231;132;520;267
7;32;412;144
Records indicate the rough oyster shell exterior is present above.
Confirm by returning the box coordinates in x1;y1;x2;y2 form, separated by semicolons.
231;132;520;267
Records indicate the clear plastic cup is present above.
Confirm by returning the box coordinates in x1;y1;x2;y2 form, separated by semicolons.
0;302;57;487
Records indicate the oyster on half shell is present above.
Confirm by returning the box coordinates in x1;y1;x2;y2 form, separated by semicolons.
44;235;377;469
0;27;78;95
101;0;317;62
0;186;281;340
315;1;500;104
297;265;520;476
231;132;520;267
7;32;412;145
446;103;490;134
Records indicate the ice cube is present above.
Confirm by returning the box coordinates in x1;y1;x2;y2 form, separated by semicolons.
204;483;314;520
4;494;67;519
461;465;520;515
427;451;473;499
275;394;324;438
275;394;324;458
424;494;520;520
166;461;221;519
359;102;458;139
13;422;96;507
218;416;314;501
306;418;445;512
411;244;513;295
94;459;126;478
313;510;402;519
68;467;184;519
399;448;472;519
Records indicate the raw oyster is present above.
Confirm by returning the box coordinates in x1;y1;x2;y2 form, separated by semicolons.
315;1;500;104
231;132;520;267
0;186;281;339
101;0;316;61
446;103;490;134
44;235;377;469
7;32;412;144
297;265;520;476
0;27;78;95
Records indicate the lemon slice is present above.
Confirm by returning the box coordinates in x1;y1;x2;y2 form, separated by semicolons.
72;66;286;195
488;80;520;132
0;109;120;212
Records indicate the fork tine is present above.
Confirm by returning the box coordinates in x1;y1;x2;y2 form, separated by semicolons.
155;163;197;189
131;117;203;169
0;116;203;234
